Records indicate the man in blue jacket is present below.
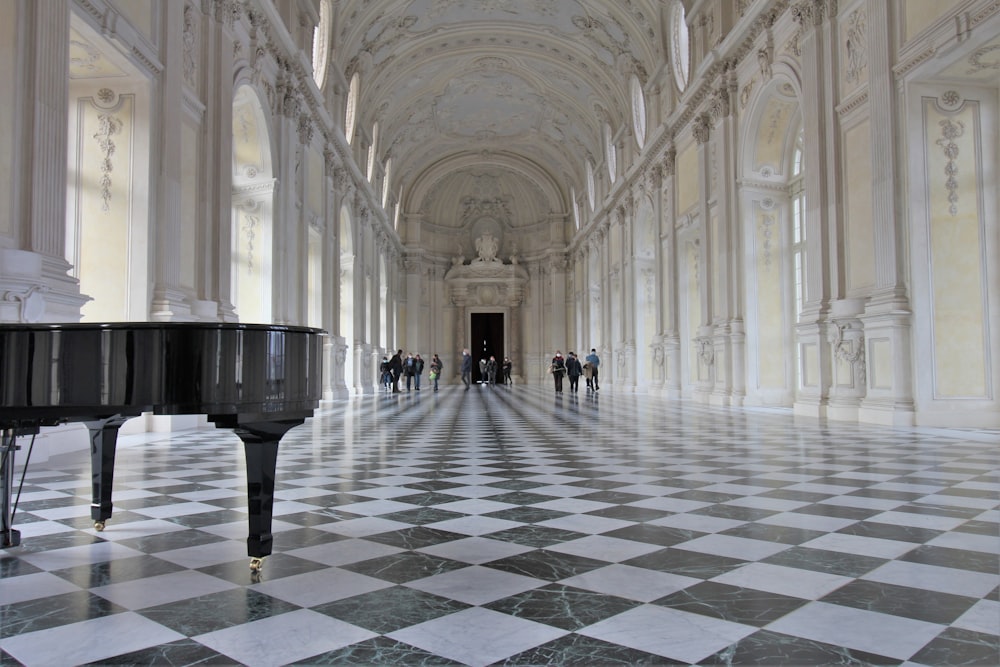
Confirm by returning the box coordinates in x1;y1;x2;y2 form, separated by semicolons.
585;348;600;391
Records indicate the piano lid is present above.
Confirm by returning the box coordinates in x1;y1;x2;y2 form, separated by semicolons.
0;322;326;423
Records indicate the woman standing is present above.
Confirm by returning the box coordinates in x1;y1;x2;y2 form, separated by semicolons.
429;354;443;392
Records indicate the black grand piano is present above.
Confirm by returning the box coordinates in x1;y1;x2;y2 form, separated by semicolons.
0;322;325;573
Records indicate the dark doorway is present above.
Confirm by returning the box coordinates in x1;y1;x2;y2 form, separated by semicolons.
471;312;504;383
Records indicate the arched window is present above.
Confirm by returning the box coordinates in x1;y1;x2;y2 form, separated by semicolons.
382;156;392;207
572;187;581;230
790;127;805;320
345;73;359;144
311;0;331;87
604;122;617;184
669;0;690;93
586;160;596;210
368;121;379;179
630;74;646;149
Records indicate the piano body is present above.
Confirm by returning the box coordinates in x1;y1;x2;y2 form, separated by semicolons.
0;322;325;572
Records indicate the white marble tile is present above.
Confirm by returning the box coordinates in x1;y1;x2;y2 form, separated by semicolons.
544;534;664;562
579;604;756;664
434;498;519;514
0;571;80;604
416;536;535;564
866;510;967;531
387;607;567;667
313;516;412;537
194;608;377;667
91;570;238;609
925;530;1000;554
17;541;145;571
861;560;999;598
528;497;615;513
673;534;789;561
287;537;404;566
766;601;945;660
800;532;919;559
535;513;634;535
405;565;541;605
251;566;393;606
951;599;1000;636
425;515;523;536
560;564;700;602
711;562;853;599
1;612;184;667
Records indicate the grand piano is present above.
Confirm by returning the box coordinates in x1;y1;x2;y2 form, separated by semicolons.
0;322;325;573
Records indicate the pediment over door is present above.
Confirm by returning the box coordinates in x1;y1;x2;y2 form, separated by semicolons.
444;260;529;307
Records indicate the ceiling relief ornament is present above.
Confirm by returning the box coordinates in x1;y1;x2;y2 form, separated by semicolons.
967;44;1000;74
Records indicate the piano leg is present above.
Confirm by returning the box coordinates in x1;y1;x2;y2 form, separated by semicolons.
1;428;23;548
85;417;130;531
210;417;305;573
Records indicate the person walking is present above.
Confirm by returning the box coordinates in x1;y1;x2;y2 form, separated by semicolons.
585;348;601;391
429;354;443;391
413;354;425;391
485;355;498;386
380;356;392;392
550;351;566;393
566;352;583;392
460;348;472;390
502;357;512;385
583;360;593;390
404;353;417;391
389;349;403;393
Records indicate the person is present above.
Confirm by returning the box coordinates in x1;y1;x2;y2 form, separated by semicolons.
379;356;392;392
389;349;403;393
429;353;443;391
586;348;600;391
413;353;425;391
460;348;472;390
566;351;583;392
479;357;487;385
502;357;512;385
550;351;566;393
403;353;417;391
583;360;593;390
485;355;498;385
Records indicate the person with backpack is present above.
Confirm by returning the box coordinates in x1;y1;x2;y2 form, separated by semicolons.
429;354;443;391
565;351;583;392
549;351;566;393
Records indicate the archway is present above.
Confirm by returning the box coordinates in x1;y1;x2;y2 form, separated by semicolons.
231;85;275;323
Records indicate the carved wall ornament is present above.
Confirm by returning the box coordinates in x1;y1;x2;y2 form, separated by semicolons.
696;336;715;367
935;116;965;216
663;147;677;176
759;212;777;268
938;90;963;111
692;114;711;144
828;321;866;384
740;77;756;110
844;8;868;84
183;4;198;88
93;111;123;212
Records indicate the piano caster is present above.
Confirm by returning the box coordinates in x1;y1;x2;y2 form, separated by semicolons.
249;557;264;573
94;520;106;531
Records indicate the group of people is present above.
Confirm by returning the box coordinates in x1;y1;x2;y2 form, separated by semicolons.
549;348;600;393
460;349;513;389
380;350;445;393
381;347;600;394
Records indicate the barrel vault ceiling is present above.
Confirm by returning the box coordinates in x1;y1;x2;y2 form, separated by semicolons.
331;0;669;234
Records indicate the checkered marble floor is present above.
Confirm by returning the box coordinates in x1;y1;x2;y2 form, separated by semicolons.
2;385;998;666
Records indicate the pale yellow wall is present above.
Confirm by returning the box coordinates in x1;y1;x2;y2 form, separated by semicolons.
755;208;784;388
110;0;156;45
180;121;198;290
926;100;987;397
870;338;892;390
903;0;954;42
77;96;134;321
844;119;875;294
0;0;14;237
676;142;698;213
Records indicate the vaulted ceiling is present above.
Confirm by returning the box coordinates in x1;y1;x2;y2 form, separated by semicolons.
331;0;670;233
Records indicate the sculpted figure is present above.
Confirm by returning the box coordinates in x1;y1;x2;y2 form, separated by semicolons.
474;232;499;262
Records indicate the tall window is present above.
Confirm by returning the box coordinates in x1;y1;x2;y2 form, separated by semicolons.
311;0;331;87
669;0;690;93
345;73;359;144
790;128;805;320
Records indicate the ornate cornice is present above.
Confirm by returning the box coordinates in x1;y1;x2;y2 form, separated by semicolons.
835;88;869;118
